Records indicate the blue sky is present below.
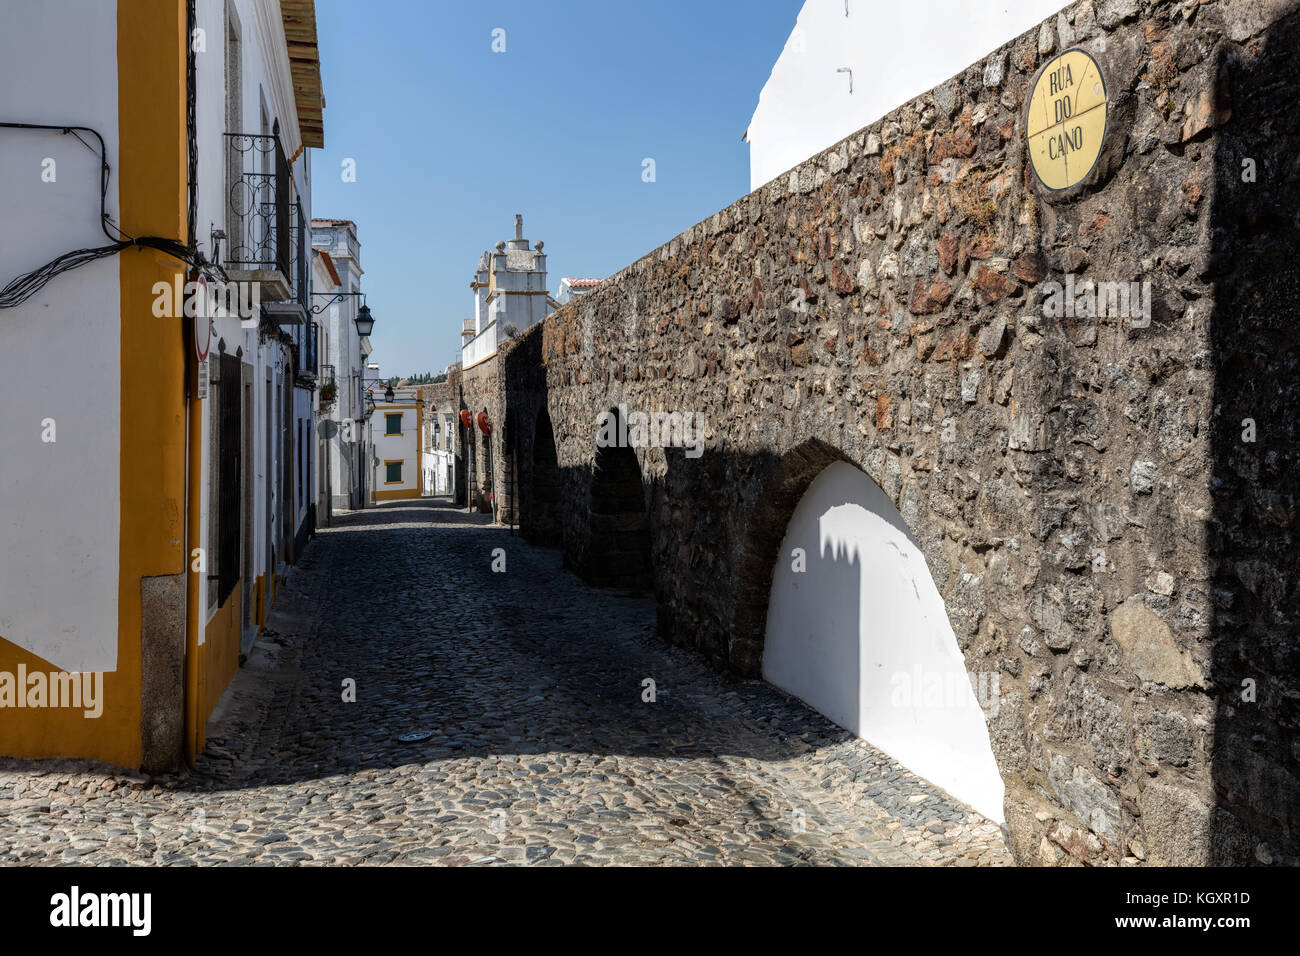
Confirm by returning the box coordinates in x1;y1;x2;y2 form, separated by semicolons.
311;0;800;375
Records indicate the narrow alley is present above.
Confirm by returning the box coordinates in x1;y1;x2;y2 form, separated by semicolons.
0;499;1008;866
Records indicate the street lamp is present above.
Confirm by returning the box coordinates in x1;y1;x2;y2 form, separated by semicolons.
384;384;395;403
354;304;375;338
309;292;376;337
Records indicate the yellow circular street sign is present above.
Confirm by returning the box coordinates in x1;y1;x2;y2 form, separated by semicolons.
1026;48;1108;191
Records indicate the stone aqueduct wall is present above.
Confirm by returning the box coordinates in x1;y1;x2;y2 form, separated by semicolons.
432;0;1300;865
423;358;520;520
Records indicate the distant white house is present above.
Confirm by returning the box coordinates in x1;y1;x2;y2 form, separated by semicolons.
555;277;603;306
421;403;456;497
368;384;423;502
745;0;1069;191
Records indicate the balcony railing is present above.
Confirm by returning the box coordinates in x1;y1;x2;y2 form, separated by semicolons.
318;364;338;408
224;132;291;280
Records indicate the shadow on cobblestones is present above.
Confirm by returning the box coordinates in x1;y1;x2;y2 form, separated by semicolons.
0;496;1010;865
219;496;846;778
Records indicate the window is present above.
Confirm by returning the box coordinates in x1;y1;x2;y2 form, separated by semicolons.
385;460;403;484
385;412;402;436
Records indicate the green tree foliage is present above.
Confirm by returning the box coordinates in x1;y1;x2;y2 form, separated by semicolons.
386;371;448;385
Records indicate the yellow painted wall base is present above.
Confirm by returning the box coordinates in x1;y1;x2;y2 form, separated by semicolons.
0;638;138;764
372;488;422;501
198;589;241;752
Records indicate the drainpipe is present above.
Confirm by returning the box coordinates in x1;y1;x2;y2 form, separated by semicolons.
183;277;203;768
182;0;202;769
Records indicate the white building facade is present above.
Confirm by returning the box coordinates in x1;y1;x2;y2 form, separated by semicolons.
461;215;554;370
0;0;327;767
745;0;1070;191
554;276;602;306
368;384;422;502
310;246;337;523
311;218;374;513
184;0;327;703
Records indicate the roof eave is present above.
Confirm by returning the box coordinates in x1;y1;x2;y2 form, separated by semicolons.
281;0;325;149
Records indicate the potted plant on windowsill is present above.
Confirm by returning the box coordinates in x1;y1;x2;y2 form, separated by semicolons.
319;380;337;407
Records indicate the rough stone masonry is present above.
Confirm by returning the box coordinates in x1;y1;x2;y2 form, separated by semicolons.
434;0;1300;866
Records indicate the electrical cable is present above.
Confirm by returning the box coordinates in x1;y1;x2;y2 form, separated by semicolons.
0;116;223;310
186;0;197;255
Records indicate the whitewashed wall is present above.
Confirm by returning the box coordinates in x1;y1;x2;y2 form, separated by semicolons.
488;267;550;330
194;0;312;633
293;374;314;528
0;0;121;673
310;251;335;520
763;462;1005;822
313;229;366;511
423;449;454;496
746;0;1069;191
462;323;497;368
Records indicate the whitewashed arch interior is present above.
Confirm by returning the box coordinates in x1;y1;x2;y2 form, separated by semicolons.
763;461;1005;822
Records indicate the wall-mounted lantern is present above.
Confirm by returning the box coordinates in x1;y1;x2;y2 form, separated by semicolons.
354;304;375;337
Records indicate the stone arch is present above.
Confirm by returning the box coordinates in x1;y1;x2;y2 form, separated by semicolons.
526;406;562;546
500;407;518;525
730;439;856;673
579;407;652;590
735;439;1004;821
455;399;472;509
477;408;493;514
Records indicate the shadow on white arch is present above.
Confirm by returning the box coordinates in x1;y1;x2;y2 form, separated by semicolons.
763;461;1005;822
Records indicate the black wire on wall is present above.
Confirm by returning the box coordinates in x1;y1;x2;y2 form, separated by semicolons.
186;0;198;254
1;4;213;311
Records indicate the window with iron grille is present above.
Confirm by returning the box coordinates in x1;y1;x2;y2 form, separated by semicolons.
216;352;242;605
224;133;290;278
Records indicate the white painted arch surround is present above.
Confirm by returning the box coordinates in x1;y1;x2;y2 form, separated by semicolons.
763;462;1004;822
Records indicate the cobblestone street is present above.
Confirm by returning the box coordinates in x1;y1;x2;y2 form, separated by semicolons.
0;499;1009;866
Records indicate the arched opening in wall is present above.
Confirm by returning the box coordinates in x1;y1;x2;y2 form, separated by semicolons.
582;407;651;590
759;455;1004;823
501;408;516;525
456;405;473;509
527;407;562;546
480;417;494;516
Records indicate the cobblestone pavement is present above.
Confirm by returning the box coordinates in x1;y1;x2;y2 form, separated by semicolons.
0;498;1011;866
